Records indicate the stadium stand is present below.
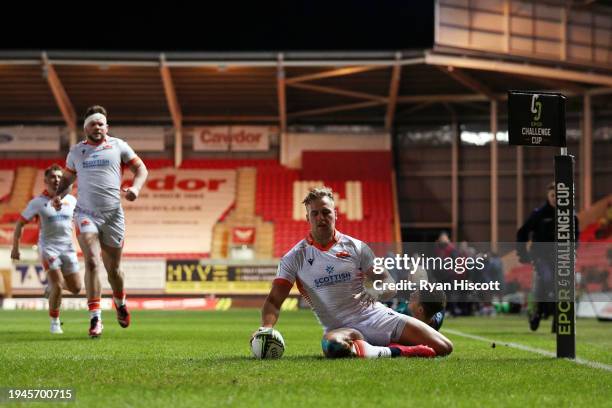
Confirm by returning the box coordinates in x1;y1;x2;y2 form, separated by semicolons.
506;211;612;292
0;154;397;260
255;151;395;257
0;170;14;202
3;155;607;288
212;167;275;259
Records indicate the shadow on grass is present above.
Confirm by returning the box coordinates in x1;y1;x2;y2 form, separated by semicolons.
454;355;559;362
202;355;325;363
0;334;106;343
206;355;566;367
456;331;556;337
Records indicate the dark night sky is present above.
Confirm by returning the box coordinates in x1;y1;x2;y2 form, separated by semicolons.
1;1;434;51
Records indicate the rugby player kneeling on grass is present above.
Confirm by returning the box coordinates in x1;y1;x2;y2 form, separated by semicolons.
255;187;453;359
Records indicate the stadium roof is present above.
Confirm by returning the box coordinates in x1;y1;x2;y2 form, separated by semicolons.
0;48;611;129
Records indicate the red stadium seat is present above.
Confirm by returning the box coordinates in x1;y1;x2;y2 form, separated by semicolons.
252;155;395;256
2;156;396;258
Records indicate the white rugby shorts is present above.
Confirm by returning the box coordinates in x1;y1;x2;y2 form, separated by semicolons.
39;244;79;275
346;304;411;346
75;206;125;248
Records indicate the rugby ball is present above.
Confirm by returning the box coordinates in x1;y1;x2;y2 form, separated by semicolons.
250;328;285;359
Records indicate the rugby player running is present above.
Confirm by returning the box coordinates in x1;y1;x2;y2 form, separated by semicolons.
52;105;148;337
12;164;82;334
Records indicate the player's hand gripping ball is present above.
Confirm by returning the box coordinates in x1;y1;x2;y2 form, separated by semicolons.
250;327;285;359
353;273;383;306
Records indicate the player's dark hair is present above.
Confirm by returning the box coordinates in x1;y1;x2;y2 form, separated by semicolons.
547;181;555;191
84;105;107;119
44;163;63;178
416;289;447;321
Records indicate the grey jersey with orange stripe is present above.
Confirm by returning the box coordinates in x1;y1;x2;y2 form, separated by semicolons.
21;192;76;248
275;231;378;332
66;136;138;211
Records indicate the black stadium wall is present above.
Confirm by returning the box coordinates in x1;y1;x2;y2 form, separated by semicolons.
396;135;612;244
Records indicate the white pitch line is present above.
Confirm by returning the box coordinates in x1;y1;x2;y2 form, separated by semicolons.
444;328;612;372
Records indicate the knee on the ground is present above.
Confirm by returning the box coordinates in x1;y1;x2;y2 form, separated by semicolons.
433;338;453;356
321;336;352;358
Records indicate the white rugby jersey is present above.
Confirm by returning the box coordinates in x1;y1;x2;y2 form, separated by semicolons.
20;192;76;247
65;136;139;211
274;230;380;332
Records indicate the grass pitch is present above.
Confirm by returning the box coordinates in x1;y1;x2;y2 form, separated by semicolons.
1;309;611;407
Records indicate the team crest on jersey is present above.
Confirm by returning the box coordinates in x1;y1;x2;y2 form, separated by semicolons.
325;265;335;274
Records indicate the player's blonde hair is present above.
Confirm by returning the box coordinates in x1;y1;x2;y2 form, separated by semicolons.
302;186;334;207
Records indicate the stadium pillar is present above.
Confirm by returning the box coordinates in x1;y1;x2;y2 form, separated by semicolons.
516;146;524;229
384;53;401;132
174;129;183;168
490;100;498;252
503;0;510;53
560;6;568;61
581;94;592;210
68;129;77;148
391;169;402;253
160;53;183;168
277;54;287;134
41;52;77;139
280;131;289;166
451;118;459;243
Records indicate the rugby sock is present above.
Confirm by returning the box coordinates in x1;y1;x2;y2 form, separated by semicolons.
388;343;437;358
88;298;101;320
351;340;393;359
49;309;60;323
113;291;126;308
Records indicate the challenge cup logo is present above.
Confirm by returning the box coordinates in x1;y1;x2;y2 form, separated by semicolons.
531;94;542;122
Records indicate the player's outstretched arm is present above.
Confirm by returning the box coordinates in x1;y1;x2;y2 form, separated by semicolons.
261;282;292;328
56;171;76;198
51;172;76;210
10;219;26;260
123;159;148;201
